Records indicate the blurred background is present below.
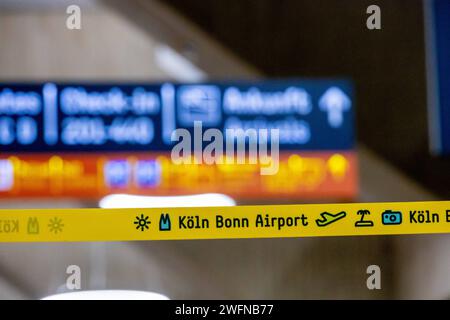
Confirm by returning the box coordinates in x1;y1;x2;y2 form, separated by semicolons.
0;0;449;299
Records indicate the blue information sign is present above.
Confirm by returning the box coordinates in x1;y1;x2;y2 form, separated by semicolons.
426;0;450;154
0;80;354;153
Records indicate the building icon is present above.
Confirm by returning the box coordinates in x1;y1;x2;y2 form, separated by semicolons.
27;217;39;234
159;214;171;231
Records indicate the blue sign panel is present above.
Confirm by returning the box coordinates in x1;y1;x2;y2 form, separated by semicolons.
426;0;450;154
0;80;354;152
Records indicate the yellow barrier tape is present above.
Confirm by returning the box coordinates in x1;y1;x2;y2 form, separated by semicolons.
0;201;449;242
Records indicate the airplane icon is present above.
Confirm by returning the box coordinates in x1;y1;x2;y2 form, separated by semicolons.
315;211;347;227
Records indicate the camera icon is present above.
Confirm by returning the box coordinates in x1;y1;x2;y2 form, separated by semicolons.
381;210;402;225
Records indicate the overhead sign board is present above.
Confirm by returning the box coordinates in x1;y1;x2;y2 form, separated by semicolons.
0;80;357;200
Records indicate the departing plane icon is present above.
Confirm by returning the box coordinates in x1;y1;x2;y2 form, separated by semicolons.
315;211;347;227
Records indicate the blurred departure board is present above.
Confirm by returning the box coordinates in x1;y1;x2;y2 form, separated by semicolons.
0;80;357;200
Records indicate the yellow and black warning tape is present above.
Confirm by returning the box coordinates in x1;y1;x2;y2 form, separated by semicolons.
0;201;449;242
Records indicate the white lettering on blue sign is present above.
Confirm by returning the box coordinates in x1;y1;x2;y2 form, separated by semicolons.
319;87;351;128
60;87;159;115
131;87;161;114
0;117;14;145
61;117;154;145
223;87;312;115
224;117;311;145
0;88;41;115
16;117;37;145
62;117;106;145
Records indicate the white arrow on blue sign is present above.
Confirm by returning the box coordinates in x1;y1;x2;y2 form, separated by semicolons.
319;87;351;128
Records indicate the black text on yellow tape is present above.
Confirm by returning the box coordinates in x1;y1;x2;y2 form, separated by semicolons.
0;201;449;242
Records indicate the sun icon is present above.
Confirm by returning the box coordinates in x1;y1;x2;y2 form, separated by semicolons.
48;217;64;234
134;214;151;231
